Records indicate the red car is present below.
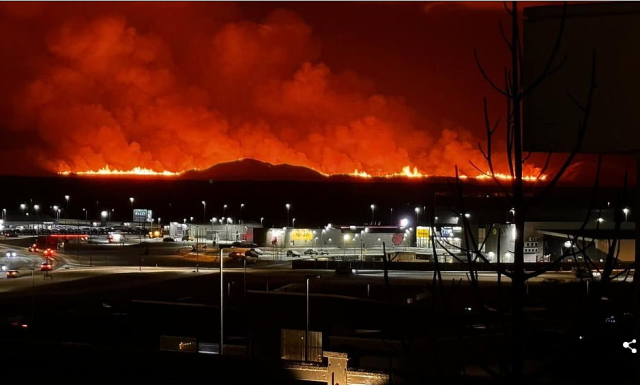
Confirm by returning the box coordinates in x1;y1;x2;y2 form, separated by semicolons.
28;244;40;253
40;261;53;271
42;248;55;257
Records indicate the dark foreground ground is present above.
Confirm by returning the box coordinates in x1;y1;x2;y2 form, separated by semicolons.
0;264;636;385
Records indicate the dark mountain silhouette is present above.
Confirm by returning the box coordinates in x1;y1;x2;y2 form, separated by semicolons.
179;158;329;182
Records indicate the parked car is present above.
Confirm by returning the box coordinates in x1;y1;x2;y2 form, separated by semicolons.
575;267;602;280
286;249;301;257
317;249;330;255
162;237;176;242
232;241;258;248
245;249;261;258
227;251;246;260
3;230;18;237
40;261;53;271
182;235;194;241
6;270;20;278
5;250;17;258
304;249;319;255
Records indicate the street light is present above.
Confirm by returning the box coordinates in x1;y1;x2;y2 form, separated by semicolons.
390;208;393;225
240;203;244;224
292;218;296;228
223;204;227;218
623;207;630;221
260;217;264;227
34;205;40;235
305;274;321;362
286;204;290;227
64;195;69;220
129;197;135;222
370;204;375;225
83;208;88;221
415;207;420;226
202;201;206;222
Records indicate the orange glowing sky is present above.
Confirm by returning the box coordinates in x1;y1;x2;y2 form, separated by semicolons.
0;2;632;183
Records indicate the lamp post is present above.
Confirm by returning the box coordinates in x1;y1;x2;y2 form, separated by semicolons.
202;201;206;222
415;207;420;226
370;204;375;225
305;274;321;362
195;226;199;272
390;208;393;225
223;204;227;219
34;205;39;235
343;234;349;256
623;207;630;222
286;204;290;227
292;218;296;228
240;203;244;224
65;195;70;221
83;208;87;222
129;197;134;222
2;208;5;222
260;217;264;227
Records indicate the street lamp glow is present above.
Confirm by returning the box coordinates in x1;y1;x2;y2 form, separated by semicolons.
414;207;420;226
202;201;206;222
370;204;375;224
64;195;70;220
400;218;409;228
292;218;296;228
285;203;290;227
240;203;244;224
129;197;134;221
623;207;630;221
260;217;264;226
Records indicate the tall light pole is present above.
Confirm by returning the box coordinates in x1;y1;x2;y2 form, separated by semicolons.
34;205;40;235
65;195;70;221
83;208;87;222
195;226;199;272
96;200;99;221
202;201;206;222
2;208;5;222
286;204;290;227
129;197;135;222
223;204;227;219
260;217;264;227
415;207;420;226
292;218;296;228
624;207;630;222
390;208;393;225
305;274;320;362
240;203;244;224
370;204;375;225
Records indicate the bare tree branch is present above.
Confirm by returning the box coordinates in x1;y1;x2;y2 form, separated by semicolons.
475;48;510;98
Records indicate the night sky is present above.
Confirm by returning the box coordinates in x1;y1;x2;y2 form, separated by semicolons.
0;2;633;184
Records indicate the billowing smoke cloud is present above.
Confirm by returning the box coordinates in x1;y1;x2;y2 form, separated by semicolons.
0;2;562;179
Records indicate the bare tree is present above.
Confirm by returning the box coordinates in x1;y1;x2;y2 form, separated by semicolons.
442;1;619;382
